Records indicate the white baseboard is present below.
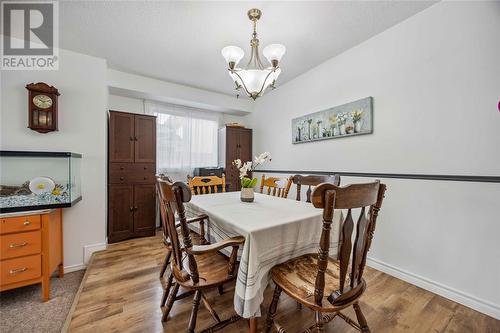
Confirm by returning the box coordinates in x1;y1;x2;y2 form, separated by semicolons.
83;239;108;264
367;256;500;320
63;263;86;273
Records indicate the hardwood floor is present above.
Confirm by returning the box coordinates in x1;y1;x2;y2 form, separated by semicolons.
67;234;499;333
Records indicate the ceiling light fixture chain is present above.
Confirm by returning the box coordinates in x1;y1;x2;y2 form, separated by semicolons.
221;8;286;100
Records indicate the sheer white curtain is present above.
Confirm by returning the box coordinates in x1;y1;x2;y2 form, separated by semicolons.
144;101;221;181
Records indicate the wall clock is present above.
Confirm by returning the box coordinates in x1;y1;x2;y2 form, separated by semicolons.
25;82;60;133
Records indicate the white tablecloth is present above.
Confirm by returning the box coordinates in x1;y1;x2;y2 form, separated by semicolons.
185;192;342;318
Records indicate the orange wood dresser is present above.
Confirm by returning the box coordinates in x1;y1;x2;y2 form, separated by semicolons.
0;208;63;301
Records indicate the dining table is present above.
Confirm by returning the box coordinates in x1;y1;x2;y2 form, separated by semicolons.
185;191;342;333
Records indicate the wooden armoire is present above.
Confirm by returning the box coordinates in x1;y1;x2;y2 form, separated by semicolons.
108;111;156;243
218;126;252;192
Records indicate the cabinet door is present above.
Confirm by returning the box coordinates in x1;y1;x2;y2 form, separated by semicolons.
237;129;253;191
225;128;241;192
133;184;156;236
238;129;252;163
109;112;135;163
108;185;134;243
134;115;156;163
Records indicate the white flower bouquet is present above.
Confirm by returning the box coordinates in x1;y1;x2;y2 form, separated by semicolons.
233;152;271;188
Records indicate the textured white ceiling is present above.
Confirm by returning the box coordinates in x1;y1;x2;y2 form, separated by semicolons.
59;1;436;96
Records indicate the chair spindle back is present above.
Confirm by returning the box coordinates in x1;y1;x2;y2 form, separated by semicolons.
259;174;292;198
292;174;341;202
311;181;386;306
187;175;226;195
157;178;200;284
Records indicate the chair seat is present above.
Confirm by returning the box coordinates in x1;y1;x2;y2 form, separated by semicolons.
178;251;237;290
271;253;358;312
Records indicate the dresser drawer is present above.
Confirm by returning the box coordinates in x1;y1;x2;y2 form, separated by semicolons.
0;254;41;286
1;231;41;260
109;163;156;184
132;163;155;173
109;162;133;174
130;172;156;183
0;215;41;235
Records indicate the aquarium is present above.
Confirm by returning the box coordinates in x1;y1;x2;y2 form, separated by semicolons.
0;151;82;213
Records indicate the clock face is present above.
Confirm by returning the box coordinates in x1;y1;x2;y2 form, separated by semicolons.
33;94;53;109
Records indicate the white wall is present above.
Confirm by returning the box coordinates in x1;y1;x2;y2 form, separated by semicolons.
0;49;108;271
108;69;253;115
248;2;500;318
108;93;248;126
108;94;145;114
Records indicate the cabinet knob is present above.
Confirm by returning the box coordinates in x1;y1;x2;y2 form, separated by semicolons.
143;167;147;170
134;137;138;141
143;176;147;180
134;206;138;211
120;177;124;181
129;136;134;141
130;206;134;212
120;166;125;170
23;220;30;226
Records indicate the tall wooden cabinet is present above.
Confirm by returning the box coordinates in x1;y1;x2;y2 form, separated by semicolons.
108;111;156;243
218;126;252;192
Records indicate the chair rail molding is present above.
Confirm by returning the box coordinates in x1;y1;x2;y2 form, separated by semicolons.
256;170;500;183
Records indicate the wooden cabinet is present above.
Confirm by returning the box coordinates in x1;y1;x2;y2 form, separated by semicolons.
109;112;135;163
108;185;134;242
134;115;156;163
133;185;156;234
0;209;63;301
108;111;157;243
218;126;252;192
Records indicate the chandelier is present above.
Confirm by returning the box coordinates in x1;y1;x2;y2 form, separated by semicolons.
221;8;286;100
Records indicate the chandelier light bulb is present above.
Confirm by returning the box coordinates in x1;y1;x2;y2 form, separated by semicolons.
221;46;244;68
263;44;286;67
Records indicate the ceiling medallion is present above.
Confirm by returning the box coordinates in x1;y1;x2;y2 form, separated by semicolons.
222;8;286;100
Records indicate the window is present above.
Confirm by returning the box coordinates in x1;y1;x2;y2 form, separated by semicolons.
145;101;220;180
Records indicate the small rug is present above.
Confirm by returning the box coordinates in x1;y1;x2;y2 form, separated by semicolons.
0;270;85;333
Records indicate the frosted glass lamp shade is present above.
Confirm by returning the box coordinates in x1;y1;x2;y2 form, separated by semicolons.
221;46;244;67
263;44;286;65
237;69;275;97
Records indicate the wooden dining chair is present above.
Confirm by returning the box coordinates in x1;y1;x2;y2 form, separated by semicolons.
156;177;208;278
292;174;341;202
265;181;386;333
259;174;292;198
157;178;245;333
187;174;226;245
188;174;226;195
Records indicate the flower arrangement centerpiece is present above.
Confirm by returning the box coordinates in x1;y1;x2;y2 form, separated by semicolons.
351;109;364;132
233;152;271;202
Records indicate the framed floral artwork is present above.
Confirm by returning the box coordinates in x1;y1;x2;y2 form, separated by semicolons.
291;97;373;144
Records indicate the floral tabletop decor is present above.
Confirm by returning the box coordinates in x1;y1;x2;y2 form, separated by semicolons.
233;152;271;202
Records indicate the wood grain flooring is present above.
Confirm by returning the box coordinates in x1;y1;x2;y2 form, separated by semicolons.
67;234;499;333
